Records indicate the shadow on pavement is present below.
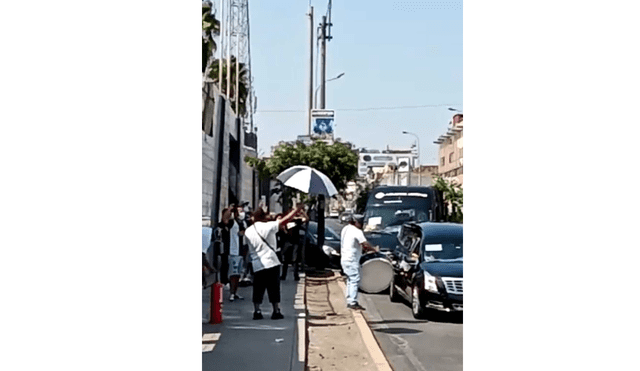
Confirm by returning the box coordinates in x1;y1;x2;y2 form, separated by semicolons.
424;310;463;324
374;327;422;335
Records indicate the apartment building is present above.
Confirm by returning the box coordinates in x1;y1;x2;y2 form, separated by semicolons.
434;114;463;186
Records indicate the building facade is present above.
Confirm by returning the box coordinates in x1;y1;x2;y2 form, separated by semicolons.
357;146;418;178
434;114;463;186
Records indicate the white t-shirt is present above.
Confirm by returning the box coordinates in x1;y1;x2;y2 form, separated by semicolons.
244;221;281;272
340;224;367;264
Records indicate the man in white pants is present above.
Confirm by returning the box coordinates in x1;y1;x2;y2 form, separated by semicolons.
340;214;376;310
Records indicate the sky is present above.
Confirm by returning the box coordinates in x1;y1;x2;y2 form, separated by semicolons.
247;0;462;165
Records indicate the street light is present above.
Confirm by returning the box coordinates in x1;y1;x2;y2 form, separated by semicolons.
314;72;344;108
402;131;421;186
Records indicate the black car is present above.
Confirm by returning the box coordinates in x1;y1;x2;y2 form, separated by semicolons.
303;221;342;269
388;222;462;318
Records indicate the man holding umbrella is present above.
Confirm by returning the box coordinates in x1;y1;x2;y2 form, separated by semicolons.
340;214;377;310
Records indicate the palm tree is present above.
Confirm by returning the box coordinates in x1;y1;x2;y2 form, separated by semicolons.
207;56;250;117
202;2;220;74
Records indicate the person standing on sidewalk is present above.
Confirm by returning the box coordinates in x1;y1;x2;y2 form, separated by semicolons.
239;203;254;285
220;206;244;301
245;205;306;320
280;210;308;281
340;214;377;311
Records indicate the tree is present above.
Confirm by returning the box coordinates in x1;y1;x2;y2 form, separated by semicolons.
245;141;359;201
354;184;371;213
202;2;220;74
207;57;250;116
433;177;463;223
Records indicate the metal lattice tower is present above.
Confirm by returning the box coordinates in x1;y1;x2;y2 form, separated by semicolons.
212;0;254;128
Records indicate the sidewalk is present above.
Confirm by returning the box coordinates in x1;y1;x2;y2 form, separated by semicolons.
202;275;305;371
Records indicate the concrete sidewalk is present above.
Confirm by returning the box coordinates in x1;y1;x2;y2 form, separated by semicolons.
202;275;305;371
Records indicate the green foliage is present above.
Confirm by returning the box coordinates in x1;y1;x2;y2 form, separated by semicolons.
433;177;463;223
244;141;359;194
202;3;220;74
208;57;250;116
245;156;270;181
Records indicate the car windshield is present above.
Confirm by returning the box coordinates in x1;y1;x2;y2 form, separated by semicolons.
363;204;430;232
422;240;463;261
306;223;340;241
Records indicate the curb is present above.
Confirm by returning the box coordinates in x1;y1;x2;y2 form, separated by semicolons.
292;273;307;371
335;273;394;371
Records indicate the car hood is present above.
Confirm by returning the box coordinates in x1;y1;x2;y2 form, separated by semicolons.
324;239;340;250
364;232;399;252
420;260;463;278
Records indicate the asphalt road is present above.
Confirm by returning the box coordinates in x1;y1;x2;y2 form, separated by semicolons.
324;217;463;371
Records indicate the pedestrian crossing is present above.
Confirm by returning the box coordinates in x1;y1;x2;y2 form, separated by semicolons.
202;333;221;352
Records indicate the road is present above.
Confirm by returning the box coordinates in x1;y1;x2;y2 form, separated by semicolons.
324;217;463;371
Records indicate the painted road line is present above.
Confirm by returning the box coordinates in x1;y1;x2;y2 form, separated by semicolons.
336;274;393;371
202;333;221;342
226;325;287;330
297;318;306;362
360;294;429;371
202;332;221;353
296;275;307;364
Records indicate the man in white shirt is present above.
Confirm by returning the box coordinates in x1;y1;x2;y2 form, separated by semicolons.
245;204;306;320
340;214;376;310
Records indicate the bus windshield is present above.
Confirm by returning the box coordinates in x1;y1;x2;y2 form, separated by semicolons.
363;198;431;232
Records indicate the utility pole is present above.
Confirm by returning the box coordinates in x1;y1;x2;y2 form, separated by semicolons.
319;15;327;109
218;0;224;94
226;0;231;101
307;6;314;136
318;1;333;110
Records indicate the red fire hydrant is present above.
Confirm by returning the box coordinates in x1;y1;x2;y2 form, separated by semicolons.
210;282;223;324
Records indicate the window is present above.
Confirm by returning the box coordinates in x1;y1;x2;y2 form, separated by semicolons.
363;155;372;161
373;156;393;161
459;148;463;158
440;157;445;166
449;152;454;163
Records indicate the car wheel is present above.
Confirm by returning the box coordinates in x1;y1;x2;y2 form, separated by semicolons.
389;275;401;302
411;284;426;319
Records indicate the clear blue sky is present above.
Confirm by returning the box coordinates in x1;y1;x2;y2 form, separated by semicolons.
249;0;462;165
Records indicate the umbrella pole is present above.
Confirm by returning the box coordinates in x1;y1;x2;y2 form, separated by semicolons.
302;220;309;272
317;195;325;270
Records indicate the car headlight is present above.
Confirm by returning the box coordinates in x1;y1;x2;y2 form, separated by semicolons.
424;275;438;293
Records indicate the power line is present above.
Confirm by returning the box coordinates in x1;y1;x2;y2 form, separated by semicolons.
257;103;460;113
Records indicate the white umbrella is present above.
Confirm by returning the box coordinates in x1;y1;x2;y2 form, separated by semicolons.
276;165;338;197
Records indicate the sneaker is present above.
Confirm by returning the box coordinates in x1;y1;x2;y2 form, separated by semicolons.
253;311;263;320
347;303;366;311
271;311;284;320
229;295;234;302
231;294;244;301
